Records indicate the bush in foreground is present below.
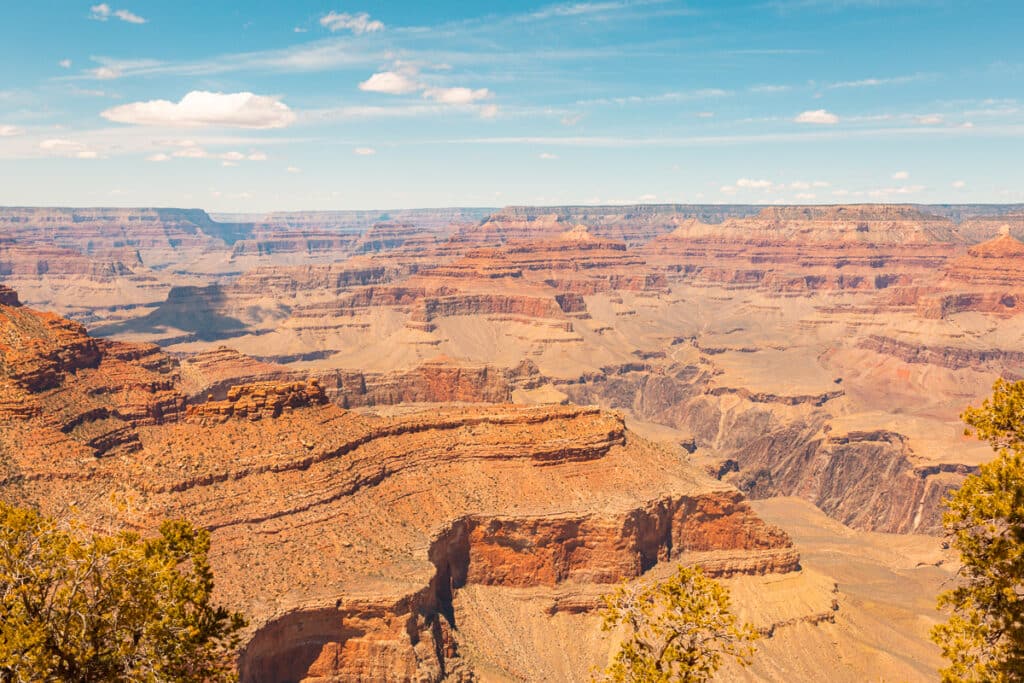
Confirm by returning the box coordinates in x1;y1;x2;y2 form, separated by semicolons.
597;565;759;682
0;502;245;682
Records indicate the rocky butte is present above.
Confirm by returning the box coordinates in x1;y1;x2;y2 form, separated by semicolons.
2;202;1023;680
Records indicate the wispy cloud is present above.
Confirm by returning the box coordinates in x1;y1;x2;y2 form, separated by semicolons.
89;4;147;24
0;125;22;137
39;139;98;159
576;88;729;106
749;84;791;93
827;73;930;89
353;146;377;155
319;12;384;34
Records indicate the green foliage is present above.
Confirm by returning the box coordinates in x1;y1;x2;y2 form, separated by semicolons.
932;379;1024;682
597;565;759;683
0;502;246;682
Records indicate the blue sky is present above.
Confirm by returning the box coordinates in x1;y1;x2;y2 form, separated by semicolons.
0;0;1021;211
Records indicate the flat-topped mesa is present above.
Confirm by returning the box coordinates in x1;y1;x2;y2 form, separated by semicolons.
0;206;254;254
641;206;961;293
186;379;327;422
0;243;142;278
667;205;959;244
228;207;493;232
473;205;762;245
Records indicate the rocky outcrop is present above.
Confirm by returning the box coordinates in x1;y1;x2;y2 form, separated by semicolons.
728;426;970;534
0;290;185;455
857;335;1024;374
187;379;327;422
411;294;568;324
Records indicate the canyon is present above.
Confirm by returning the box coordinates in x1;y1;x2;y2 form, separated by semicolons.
2;202;1022;680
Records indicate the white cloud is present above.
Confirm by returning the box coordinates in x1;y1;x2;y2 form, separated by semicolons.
561;113;584;126
146;152;170;162
577;89;729;106
795;109;839;124
59;59;72;69
353;147;376;155
720;185;737;194
247;151;267;161
790;181;811;190
90;4;146;23
0;125;22;137
639;193;657;201
749;84;791;93
812;180;830;187
423;87;491;104
868;184;926;197
320;11;384;34
952;180;966;189
113;9;146;23
102;91;296;129
915;113;943;125
539;152;558;160
736;178;774;189
479;104;499;119
172;146;208;159
286;166;301;173
827;74;925;89
794;192;816;200
359;71;420;95
91;66;122;80
293;27;307;33
891;170;909;180
220;151;245;161
696;111;714;118
39;139;97;159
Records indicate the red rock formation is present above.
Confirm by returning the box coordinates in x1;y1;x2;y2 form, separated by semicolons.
0;289;185;455
0;295;800;681
187;379;327;422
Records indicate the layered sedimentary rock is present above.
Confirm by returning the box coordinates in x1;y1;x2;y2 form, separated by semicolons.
0;292;185;455
0;292;801;682
466;204;762;245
